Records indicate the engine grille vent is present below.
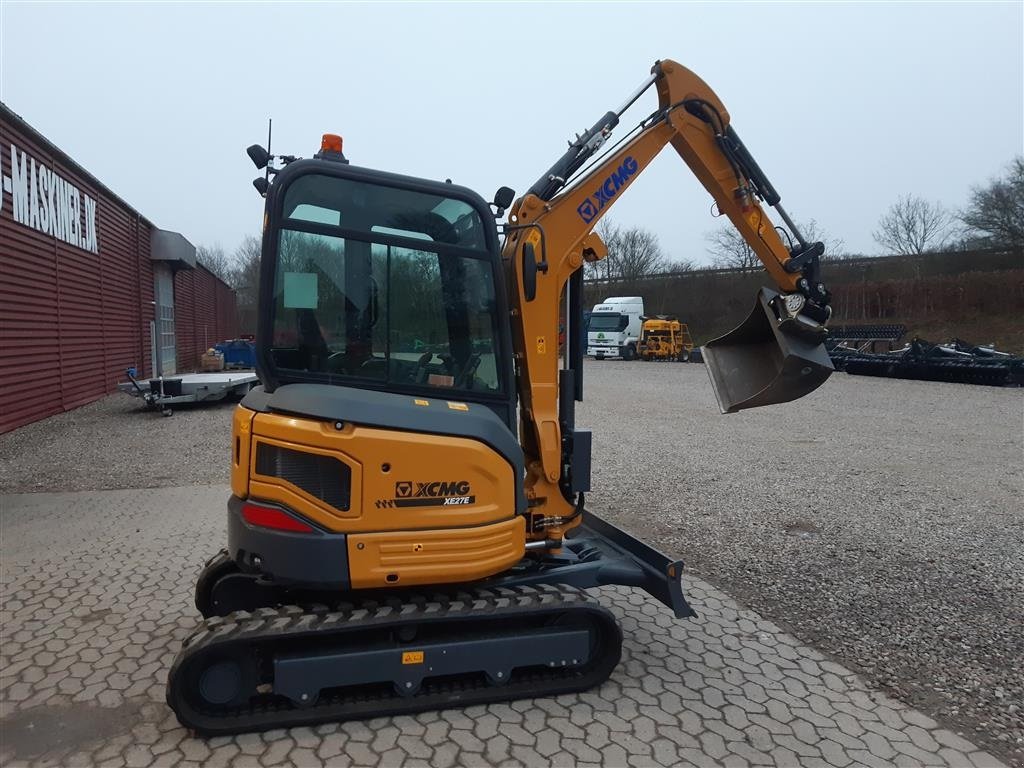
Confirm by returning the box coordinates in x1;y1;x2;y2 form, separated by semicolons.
255;443;351;511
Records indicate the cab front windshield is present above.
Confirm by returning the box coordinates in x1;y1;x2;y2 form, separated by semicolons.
268;173;502;394
589;313;628;333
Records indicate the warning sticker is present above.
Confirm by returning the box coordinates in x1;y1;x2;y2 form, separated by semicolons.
402;651;424;665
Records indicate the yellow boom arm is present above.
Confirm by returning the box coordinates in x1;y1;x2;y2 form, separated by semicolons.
501;59;833;538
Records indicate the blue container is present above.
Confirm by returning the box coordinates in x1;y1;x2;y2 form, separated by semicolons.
214;339;256;369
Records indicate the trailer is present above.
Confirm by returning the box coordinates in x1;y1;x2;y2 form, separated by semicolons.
637;315;695;362
119;368;259;416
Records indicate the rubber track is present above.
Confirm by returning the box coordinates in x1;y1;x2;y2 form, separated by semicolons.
166;585;622;736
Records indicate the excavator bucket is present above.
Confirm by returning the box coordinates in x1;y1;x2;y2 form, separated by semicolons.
702;288;833;414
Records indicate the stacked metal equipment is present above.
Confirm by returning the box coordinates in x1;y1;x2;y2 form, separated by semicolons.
837;337;1024;387
826;324;906;372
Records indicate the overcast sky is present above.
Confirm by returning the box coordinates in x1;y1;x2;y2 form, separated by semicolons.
2;2;1021;265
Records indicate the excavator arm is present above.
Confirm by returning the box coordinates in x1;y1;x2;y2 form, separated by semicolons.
502;59;834;539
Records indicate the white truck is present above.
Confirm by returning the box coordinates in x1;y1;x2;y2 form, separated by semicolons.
587;296;645;360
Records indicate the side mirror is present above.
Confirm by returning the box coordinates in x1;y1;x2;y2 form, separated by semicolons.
522;242;538;302
493;186;515;210
247;144;271;170
253;177;270;196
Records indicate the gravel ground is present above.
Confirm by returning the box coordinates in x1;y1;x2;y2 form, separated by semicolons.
580;361;1023;766
0;394;235;493
1;363;1021;764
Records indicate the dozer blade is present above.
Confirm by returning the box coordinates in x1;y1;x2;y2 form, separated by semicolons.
702;287;833;414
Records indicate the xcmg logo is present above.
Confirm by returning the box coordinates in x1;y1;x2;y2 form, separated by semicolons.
576;156;639;223
381;480;476;508
396;480;470;498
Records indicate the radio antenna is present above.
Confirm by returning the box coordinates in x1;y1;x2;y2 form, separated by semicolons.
265;118;273;182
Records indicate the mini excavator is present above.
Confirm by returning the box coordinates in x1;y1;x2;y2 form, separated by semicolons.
167;59;833;734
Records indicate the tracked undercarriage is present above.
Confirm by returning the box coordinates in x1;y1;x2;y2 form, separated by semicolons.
167;512;694;736
168;585;618;736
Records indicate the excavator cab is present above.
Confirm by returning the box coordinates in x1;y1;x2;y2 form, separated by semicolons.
702;287;834;413
255;157;518;428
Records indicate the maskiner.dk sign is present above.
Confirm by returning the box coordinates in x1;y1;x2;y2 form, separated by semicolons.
2;143;99;254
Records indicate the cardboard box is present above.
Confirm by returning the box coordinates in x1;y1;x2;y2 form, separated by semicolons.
201;350;225;372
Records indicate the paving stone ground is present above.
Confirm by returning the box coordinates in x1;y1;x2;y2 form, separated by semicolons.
0;485;1009;767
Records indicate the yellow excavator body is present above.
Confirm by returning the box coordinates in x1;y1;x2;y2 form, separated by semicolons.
166;58;834;735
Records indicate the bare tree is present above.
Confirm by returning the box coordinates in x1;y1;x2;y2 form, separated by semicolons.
196;243;237;283
585;219;624;280
873;195;951;255
585;220;669;280
799;218;846;259
663;257;697;273
706;218;846;268
705;226;758;269
959;157;1024;248
613;226;668;280
232;236;261;296
232;235;262;334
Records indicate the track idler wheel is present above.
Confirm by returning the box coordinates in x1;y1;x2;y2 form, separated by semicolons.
197;658;252;707
185;646;261;712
